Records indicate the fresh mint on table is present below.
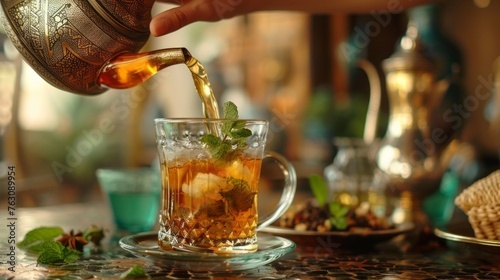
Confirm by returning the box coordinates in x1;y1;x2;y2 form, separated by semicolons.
308;174;349;230
18;226;105;264
18;226;64;253
18;226;145;277
201;101;252;162
120;264;149;279
36;240;82;264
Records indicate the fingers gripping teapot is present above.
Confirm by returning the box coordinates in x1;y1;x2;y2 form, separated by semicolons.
0;0;190;95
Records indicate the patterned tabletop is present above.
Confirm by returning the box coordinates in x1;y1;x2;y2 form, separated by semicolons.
1;203;500;279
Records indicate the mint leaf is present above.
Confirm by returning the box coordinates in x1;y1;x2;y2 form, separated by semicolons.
201;101;252;162
330;216;348;230
36;240;82;264
231;120;246;130
329;201;349;218
308;175;350;230
201;134;224;159
223;120;246;136
201;134;221;148
223;101;239;120
18;227;64;252
120;264;148;279
308;174;329;206
37;241;65;264
214;142;232;161
229;127;252;139
222;121;235;135
329;202;349;230
221;178;256;213
63;247;82;263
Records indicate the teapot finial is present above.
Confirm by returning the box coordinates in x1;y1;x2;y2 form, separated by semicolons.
382;20;435;73
399;20;420;51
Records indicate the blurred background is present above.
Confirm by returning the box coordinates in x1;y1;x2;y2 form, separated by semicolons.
0;0;499;208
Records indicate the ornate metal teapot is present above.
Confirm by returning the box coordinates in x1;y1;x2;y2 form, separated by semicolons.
376;22;452;197
359;21;458;224
0;0;189;95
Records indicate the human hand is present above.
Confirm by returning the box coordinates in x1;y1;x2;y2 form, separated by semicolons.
150;0;435;37
150;0;261;36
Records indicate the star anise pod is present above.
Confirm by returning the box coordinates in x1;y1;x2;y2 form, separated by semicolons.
57;230;88;251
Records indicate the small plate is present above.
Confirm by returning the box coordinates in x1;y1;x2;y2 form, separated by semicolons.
119;232;296;271
261;223;415;250
435;224;500;254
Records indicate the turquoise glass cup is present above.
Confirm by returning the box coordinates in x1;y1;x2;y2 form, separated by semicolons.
96;168;161;233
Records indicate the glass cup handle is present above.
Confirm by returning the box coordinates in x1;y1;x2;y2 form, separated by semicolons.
256;151;297;230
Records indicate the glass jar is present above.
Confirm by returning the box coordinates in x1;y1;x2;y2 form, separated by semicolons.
324;138;387;217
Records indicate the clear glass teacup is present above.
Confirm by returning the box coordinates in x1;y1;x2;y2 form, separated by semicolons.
154;118;297;254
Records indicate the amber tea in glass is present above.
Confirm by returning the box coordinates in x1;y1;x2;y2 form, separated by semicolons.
155;119;296;254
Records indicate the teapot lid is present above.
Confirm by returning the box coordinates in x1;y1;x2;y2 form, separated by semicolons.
382;21;435;72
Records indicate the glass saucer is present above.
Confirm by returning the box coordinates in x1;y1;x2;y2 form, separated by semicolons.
119;232;296;272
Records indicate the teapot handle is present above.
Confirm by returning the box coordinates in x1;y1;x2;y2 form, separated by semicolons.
357;59;382;144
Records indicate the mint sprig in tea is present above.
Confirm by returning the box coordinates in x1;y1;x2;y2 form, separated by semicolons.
201;101;252;162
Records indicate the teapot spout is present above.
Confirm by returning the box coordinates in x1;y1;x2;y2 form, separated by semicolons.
98;48;192;90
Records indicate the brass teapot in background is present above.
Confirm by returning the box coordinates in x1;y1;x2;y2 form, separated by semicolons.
361;21;458;224
0;0;189;95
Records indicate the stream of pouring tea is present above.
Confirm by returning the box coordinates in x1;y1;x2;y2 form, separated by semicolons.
98;49;220;119
184;55;220;119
